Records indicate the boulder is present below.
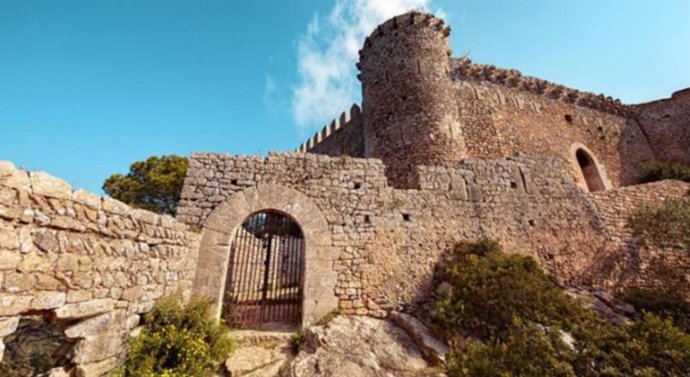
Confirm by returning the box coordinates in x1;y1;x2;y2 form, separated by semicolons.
286;316;434;377
389;312;449;365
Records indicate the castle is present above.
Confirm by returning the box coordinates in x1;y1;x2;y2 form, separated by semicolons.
0;11;688;376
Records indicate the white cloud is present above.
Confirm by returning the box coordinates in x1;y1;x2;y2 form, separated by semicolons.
292;0;441;131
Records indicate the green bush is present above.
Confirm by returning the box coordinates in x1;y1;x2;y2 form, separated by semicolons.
116;299;233;377
432;239;690;377
448;321;577;377
627;197;690;250
637;160;690;184
623;289;690;333
432;238;592;341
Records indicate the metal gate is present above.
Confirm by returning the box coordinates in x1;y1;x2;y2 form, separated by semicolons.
222;211;305;329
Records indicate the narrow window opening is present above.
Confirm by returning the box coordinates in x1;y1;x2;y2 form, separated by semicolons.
564;114;573;123
354;182;362;190
575;149;605;192
402;213;412;222
364;215;371;224
510;181;517;189
231;179;238;185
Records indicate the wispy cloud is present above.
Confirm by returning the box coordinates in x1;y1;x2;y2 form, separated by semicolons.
292;0;441;132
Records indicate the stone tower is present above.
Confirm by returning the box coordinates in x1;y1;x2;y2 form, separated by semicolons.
358;11;466;188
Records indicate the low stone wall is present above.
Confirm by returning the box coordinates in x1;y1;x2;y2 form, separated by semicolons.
0;162;200;376
589;180;690;298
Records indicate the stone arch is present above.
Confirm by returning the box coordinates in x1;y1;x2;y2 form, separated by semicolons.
192;184;337;328
569;142;609;192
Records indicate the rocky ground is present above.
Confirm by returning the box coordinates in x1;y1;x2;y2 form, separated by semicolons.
224;314;448;377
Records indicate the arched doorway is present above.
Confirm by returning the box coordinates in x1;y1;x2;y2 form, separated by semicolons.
575;148;605;192
222;210;305;329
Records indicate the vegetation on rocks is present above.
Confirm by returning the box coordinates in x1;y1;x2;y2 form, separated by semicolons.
430;239;690;377
116;300;233;377
627;196;690;251
636;160;690;184
103;155;188;215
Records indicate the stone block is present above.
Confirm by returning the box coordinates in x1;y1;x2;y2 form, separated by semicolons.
71;189;102;208
0;295;32;316
0;316;19;337
0;250;21;270
1;169;31;191
73;334;123;363
30;171;72;199
55;299;115;320
64;309;127;338
31;291;66;310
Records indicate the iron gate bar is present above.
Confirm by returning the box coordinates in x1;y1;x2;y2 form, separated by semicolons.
223;211;304;328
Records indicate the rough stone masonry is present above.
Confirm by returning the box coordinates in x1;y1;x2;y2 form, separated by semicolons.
0;10;688;377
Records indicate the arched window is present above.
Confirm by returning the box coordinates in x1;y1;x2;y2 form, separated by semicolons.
575;149;605;192
222;210;304;330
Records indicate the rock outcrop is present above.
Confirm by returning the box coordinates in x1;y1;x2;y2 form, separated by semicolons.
285;316;445;377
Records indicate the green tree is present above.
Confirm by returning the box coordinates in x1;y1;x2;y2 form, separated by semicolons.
103;155;188;215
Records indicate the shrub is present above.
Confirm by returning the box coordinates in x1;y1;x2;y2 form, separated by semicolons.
627;197;690;250
448;321;576;377
432;238;592;341
623;289;690;333
433;239;690;377
117;300;233;377
637;160;690;184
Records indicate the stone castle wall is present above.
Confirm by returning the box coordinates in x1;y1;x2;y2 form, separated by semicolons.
589;180;690;299
455;77;656;188
635;89;690;165
178;152;688;321
0;162;200;376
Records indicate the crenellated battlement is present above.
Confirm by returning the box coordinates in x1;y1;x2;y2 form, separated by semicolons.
357;11;450;63
296;103;362;153
452;58;634;117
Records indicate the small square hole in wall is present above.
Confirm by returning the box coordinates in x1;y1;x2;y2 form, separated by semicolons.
354;182;362;190
231;179;238;185
402;213;412;222
564;114;574;123
364;215;371;224
510;181;518;189
528;219;535;226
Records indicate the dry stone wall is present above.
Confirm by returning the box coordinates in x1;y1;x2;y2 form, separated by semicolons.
178;152;687;321
0;161;199;376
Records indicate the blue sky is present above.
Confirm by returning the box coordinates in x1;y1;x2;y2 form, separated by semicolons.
1;0;689;193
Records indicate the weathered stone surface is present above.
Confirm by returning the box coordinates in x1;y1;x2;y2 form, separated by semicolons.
286;316;431;377
55;299;115;320
33;230;59;253
0;316;19;337
73;334;123;363
71;189;102;208
0;338;4;363
75;356;119;377
389;311;448;365
64;310;127;339
30;171;72;199
0;250;21;270
225;345;291;377
47;367;71;377
31;291;66;310
0;295;32;316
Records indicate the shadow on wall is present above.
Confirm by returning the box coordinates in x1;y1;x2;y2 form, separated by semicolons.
617;118;657;186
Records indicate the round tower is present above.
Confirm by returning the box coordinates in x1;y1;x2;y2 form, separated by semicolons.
358;11;465;188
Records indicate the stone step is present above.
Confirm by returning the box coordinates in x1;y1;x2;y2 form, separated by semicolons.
229;329;295;347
